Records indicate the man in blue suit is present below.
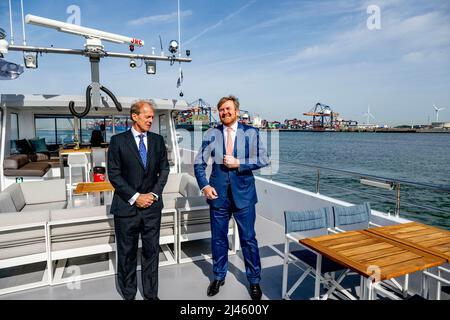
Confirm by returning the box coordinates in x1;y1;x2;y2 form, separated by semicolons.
194;95;269;300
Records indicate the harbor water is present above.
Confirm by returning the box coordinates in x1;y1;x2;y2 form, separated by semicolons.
182;131;450;229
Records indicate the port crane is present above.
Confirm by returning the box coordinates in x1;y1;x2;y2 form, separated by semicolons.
303;102;339;130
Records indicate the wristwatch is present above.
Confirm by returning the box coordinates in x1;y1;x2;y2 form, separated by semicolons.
151;193;159;202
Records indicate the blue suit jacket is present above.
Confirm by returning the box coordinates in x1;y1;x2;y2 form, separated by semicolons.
194;123;269;210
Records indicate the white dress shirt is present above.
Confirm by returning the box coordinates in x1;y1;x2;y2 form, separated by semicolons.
223;120;238;153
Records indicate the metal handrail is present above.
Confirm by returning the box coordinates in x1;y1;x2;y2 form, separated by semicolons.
270;159;450;192
263;159;450;219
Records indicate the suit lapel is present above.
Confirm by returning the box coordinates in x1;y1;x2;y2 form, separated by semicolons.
126;130;145;169
145;133;153;171
235;122;244;157
217;124;226;155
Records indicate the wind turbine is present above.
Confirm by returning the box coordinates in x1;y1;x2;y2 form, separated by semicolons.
433;104;445;122
363;105;375;126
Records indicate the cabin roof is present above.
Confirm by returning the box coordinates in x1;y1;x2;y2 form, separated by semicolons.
0;94;189;111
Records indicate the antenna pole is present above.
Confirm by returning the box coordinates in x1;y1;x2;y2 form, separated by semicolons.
20;0;26;45
9;0;14;45
177;0;181;57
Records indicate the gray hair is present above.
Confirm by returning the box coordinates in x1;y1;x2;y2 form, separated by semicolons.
130;99;155;121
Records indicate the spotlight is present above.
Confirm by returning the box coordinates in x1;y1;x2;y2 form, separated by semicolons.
179;91;184;97
185;49;190;57
169;40;178;54
145;60;156;74
23;52;38;69
129;59;137;68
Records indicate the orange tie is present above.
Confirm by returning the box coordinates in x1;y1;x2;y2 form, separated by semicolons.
226;127;233;156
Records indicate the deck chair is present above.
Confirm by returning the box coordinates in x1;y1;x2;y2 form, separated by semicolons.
332;202;381;233
423;266;450;300
282;207;356;300
332;203;410;299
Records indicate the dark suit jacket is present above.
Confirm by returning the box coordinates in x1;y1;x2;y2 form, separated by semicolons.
194;123;269;210
108;130;170;217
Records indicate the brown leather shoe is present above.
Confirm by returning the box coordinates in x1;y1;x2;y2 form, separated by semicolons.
207;280;225;297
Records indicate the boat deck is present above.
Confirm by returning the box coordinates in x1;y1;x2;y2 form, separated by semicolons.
0;171;448;300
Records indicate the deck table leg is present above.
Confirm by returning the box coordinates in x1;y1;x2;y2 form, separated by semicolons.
314;254;322;299
360;276;365;300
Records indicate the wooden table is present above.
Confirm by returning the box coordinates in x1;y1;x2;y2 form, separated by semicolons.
59;148;92;178
366;222;450;299
299;230;446;299
366;222;450;262
74;181;114;205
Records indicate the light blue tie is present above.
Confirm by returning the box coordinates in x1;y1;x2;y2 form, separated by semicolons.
138;134;147;168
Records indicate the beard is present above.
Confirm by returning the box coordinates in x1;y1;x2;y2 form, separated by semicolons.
221;114;238;126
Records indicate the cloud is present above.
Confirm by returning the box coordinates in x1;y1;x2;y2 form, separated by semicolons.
283;8;450;66
184;0;257;46
127;10;193;26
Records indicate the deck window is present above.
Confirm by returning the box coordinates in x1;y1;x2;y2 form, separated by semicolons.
35;117;57;144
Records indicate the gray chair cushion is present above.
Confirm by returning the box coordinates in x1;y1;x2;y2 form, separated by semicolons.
162;192;183;209
21;179;67;204
22;201;68;211
179;174;201;197
50;206;114;252
164;173;184;194
0;210;50;227
0;192;18;213
3;183;26;211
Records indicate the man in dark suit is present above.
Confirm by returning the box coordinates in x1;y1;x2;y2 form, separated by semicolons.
108;100;169;300
194;95;269;300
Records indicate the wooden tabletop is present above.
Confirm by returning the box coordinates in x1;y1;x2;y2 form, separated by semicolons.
299;230;446;281
366;222;450;262
74;181;114;194
59;148;92;155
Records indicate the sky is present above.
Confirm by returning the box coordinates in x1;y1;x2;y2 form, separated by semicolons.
1;0;449;125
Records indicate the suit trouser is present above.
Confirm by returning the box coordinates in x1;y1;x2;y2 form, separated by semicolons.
114;209;161;299
210;187;261;284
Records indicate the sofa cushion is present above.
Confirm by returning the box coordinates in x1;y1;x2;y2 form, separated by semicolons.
22;201;68;211
49;206;114;252
20;179;67;204
162;192;183;210
0;192;17;213
3;183;26;211
38;158;60;168
16;139;34;154
3;154;29;169
164;174;184;194
4;162;50;176
51;205;109;221
34;152;50;161
0;210;50;227
29;138;49;153
179;174;201;197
